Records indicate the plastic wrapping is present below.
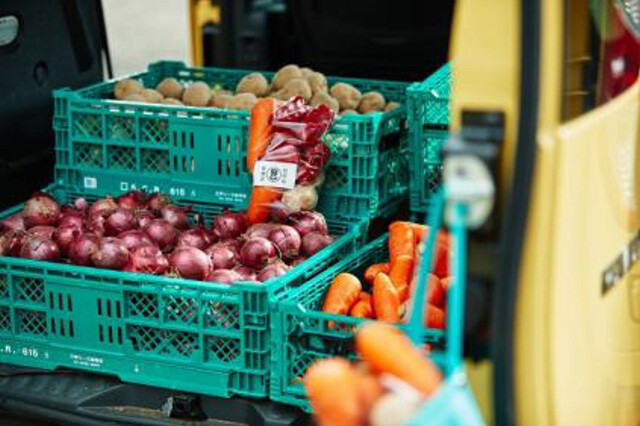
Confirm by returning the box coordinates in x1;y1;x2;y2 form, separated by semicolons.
247;97;335;224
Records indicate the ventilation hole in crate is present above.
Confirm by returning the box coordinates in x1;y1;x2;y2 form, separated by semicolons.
129;325;198;358
98;324;103;342
0;307;10;332
73;113;103;138
322;166;348;190
141;147;170;174
127;292;159;319
207;336;240;364
290;352;323;383
204;302;239;329
164;296;198;325
108;116;136;141
323;133;349;158
15;277;45;304
0;275;8;299
142;118;169;144
18;310;47;336
74;143;103;168
108;146;135;170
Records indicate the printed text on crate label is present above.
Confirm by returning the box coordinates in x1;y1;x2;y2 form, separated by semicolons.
253;161;297;190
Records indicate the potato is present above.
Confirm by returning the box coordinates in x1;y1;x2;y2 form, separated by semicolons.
272;64;303;91
122;92;146;103
160;98;183;106
236;72;269;97
282;185;318;211
330;83;362;111
214;89;233;97
182;82;212;107
274;78;312;101
300;67;314;79
340;109;359;116
226;93;258;110
155;78;184;99
384;101;401;112
310;91;339;112
114;79;144;100
210;93;233;108
140;89;164;103
358;91;386;113
369;393;419;426
307;72;328;95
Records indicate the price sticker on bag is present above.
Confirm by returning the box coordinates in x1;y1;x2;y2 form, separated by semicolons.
253;160;298;190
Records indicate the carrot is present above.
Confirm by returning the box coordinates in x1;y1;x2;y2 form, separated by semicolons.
409;223;429;244
372;273;400;323
246;186;282;224
388;222;416;260
440;277;452;291
357;371;384;413
247;98;275;172
322;273;362;316
433;242;450;278
427;274;445;308
364;262;390;284
388;255;414;302
355;322;442;395
349;292;374;319
425;304;445;329
304;358;362;426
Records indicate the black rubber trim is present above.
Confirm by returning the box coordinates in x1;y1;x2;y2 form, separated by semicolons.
96;0;113;79
492;0;540;424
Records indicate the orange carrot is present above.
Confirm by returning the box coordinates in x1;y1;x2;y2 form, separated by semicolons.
356;370;384;413
427;274;445;308
388;222;416;260
322;273;362;316
304;358;362;426
247;98;275;172
409;223;429;244
388;254;414;302
349;292;374;319
440;277;452;291
364;262;390;284
433;242;450;278
372;273;400;323
246;186;282;224
356;322;442;395
425;304;445;329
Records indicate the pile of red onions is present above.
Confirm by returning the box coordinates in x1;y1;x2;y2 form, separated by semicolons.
0;190;335;284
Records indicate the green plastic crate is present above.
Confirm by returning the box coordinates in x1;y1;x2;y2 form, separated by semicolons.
407;63;451;215
0;185;366;399
269;234;445;411
53;60;409;221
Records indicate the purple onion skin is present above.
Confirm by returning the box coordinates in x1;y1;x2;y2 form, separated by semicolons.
91;237;129;270
168;247;213;281
268;224;301;260
20;236;61;262
239;237;277;269
206;269;243;284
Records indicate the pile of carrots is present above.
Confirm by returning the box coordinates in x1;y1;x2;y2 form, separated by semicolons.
304;322;443;426
321;221;451;328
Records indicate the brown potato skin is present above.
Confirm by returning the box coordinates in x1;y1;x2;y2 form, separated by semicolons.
310;92;339;112
236;73;269;97
122;92;147;103
114;79;144;100
155;78;184;99
358;92;386;113
160;98;184;106
182;82;212;107
141;89;164;103
384;101;401;112
330;83;363;111
271;64;303;91
226;93;258;110
307;72;328;95
274;78;312;102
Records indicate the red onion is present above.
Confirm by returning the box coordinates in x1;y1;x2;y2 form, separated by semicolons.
20;236;61;261
168;247;212;280
91;237;129;270
59;211;85;230
176;228;212;250
68;232;100;265
27;225;56;240
269;202;292;223
87;213;107;236
268;225;301;259
0;214;25;233
146;193;171;212
239;237;277;268
143;219;178;252
257;261;289;282
117;190;147;210
288;211;328;237
124;245;169;275
244;223;277;240
214;211;248;240
205;243;238;270
53;225;81;255
74;197;88;212
104;208;136;235
289;256;307;267
22;193;60;227
302;232;333;256
207;269;242;284
3;230;26;257
219;238;243;254
160;205;191;230
117;230;153;250
89;196;117;218
135;210;156;229
233;265;258;281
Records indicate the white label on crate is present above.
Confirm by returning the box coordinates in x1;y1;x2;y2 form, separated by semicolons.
253;161;297;190
84;177;97;189
70;353;104;368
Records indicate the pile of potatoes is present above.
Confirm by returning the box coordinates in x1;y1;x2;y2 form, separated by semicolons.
113;64;400;116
